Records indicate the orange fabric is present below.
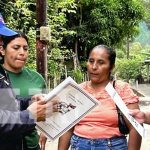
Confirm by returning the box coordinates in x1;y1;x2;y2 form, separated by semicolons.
74;80;139;139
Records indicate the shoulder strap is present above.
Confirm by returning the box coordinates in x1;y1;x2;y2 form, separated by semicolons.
0;65;9;85
113;80;116;88
0;65;9;80
0;65;17;98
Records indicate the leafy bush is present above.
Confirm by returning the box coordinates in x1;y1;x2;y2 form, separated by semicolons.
115;57;143;81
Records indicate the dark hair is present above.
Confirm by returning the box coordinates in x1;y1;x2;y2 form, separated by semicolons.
2;31;28;49
88;44;116;68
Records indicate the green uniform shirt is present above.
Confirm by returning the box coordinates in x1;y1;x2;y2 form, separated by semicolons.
6;67;46;149
6;68;46;97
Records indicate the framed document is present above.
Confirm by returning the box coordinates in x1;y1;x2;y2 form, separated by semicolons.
36;77;98;140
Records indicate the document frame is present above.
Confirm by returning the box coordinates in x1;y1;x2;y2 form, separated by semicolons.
36;77;98;141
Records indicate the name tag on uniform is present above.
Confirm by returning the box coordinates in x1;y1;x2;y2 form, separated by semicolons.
105;82;146;138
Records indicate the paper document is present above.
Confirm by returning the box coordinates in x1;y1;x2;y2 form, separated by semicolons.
36;77;98;140
105;82;146;138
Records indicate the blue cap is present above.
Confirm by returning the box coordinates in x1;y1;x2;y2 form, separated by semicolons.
0;13;17;36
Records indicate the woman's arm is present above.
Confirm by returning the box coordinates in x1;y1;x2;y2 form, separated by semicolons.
58;127;74;150
125;103;142;150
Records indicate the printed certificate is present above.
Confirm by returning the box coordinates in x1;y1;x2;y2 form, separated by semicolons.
36;77;98;140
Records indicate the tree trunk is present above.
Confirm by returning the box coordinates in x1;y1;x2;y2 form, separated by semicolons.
73;38;80;70
126;36;130;59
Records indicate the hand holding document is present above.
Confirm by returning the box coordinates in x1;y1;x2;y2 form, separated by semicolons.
105;82;146;138
36;77;98;140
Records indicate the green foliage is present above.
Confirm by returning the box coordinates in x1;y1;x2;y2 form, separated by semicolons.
26;29;36;70
0;0;147;83
116;50;125;59
116;56;144;80
142;0;150;29
47;47;70;77
0;0;37;70
46;0;77;78
130;42;143;55
0;0;36;32
63;0;145;53
72;68;84;83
